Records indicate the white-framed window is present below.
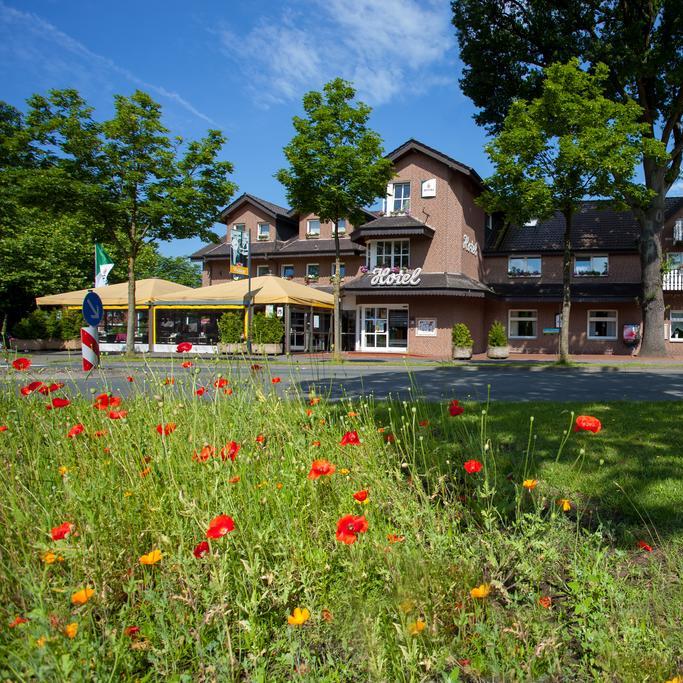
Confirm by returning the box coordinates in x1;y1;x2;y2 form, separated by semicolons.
281;264;294;278
257;223;270;240
665;252;683;270
391;182;410;213
508;255;541;277
334;219;346;235
305;263;319;279
587;310;617;340
306;219;321;237
574;255;608;277
366;239;410;269
233;223;246;232
256;265;271;276
670;311;683;340
508;310;537;338
331;262;346;278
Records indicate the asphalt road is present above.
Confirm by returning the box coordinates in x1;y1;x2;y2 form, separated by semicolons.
3;359;683;402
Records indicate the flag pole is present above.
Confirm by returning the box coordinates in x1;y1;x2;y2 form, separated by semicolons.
246;233;252;355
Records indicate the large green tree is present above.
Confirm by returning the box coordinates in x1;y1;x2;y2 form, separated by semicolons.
480;60;665;361
277;78;394;358
453;0;683;356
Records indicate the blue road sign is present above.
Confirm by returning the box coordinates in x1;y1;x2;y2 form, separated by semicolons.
82;291;104;327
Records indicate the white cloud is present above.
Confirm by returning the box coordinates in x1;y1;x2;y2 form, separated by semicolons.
218;0;455;107
0;2;215;125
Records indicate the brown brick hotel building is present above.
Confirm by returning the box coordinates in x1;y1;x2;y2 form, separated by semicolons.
192;139;683;359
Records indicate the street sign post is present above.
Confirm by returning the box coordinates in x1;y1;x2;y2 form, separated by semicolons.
81;292;103;371
82;291;104;327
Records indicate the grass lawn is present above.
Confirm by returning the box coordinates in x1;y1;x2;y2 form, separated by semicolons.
1;364;682;681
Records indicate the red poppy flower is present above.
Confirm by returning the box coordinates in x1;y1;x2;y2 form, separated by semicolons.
312;440;321;447
224;387;233;395
0;425;7;432
353;490;369;502
250;364;263;371
387;534;405;543
108;410;128;420
309;397;321;406
20;381;44;396
12;357;31;371
340;430;360;446
181;361;193;368
193;540;210;558
228;475;240;484
38;382;64;395
574;415;602;433
335;514;368;545
220;441;240;461
206;514;235;539
9;615;29;628
176;342;193;353
193;445;215;462
126;376;134;382
255;434;266;444
457;659;471;667
93;430;106;438
93;393;121;410
67;424;85;438
123;625;140;637
214;378;229;388
538;596;552;609
448;400;464;417
156;422;177;436
418;420;429;427
194;386;206;396
636;540;653;552
308;459;336;479
51;521;74;541
46;397;70;410
163;377;175;385
271;377;281;384
385;434;395;443
463;459;483;474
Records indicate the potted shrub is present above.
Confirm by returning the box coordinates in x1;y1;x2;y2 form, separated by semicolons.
451;323;474;360
487;320;509;359
251;312;284;355
217;311;246;354
10;309;65;351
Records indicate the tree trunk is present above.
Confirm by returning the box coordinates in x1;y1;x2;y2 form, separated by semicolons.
332;218;342;361
638;160;668;357
559;210;573;363
125;251;136;355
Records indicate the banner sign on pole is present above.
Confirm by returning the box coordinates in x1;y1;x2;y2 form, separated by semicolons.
81;325;100;371
230;228;249;276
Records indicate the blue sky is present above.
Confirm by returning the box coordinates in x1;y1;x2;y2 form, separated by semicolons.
0;0;493;258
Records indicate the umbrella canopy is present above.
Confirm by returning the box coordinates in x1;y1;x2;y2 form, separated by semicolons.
154;275;334;309
36;278;193;307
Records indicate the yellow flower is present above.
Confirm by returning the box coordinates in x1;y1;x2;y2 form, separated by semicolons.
338;468;350;475
287;607;310;626
470;583;491;599
123;491;133;498
71;587;95;605
64;622;78;639
558;498;572;512
665;677;682;683
36;635;47;648
399;599;415;613
408;619;426;635
139;549;162;565
58;466;68;476
523;479;538;490
42;551;57;564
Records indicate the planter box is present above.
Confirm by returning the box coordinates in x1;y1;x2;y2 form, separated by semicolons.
219;343;247;354
10;338;71;351
453;346;473;360
252;343;283;355
487;345;510;359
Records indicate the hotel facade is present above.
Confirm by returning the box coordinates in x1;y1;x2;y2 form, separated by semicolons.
192;139;683;358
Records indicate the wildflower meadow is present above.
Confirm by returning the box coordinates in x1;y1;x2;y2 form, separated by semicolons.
1;356;682;681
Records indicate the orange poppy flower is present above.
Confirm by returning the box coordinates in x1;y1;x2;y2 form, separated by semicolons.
64;622;78;639
224;388;233;395
523;479;538;490
139;467;151;477
139;549;162;565
347;411;358;417
538;596;552;609
255;434;266;444
309;397;321;406
71;587;95;605
163;377;175;385
193;445;215;462
387;534;405;543
156;423;177;436
470;583;491;599
228;475;240;484
308;459;336;479
9;615;29;627
312;440;321;447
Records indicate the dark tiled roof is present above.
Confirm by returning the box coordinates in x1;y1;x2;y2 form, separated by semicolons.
487;198;683;253
218;193;293;222
491;282;641;301
191;237;365;261
349;215;435;243
343;271;490;297
386;139;485;189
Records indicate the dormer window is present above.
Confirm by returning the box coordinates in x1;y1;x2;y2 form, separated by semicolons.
391;182;410;214
306;219;320;238
508;256;541;277
257;223;270;240
574;255;608;277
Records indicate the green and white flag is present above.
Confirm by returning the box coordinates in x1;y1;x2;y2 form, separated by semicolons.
95;244;114;287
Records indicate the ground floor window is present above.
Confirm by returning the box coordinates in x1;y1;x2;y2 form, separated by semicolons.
155;309;224;345
587;310;617;340
256;265;271;276
670;311;683;340
98;310;148;343
360;306;408;350
508;310;537;338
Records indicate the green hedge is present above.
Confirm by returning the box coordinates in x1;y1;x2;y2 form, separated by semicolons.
217;312;244;344
11;309;84;340
251;313;284;344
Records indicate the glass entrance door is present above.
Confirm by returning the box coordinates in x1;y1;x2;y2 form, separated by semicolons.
361;306;408;351
290;311;306;350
